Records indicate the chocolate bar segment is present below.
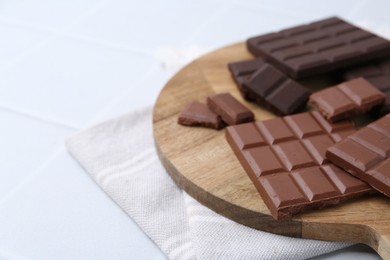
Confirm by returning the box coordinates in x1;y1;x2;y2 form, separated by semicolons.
226;111;372;220
178;101;223;129
228;58;267;100
247;17;390;79
207;93;254;125
309;78;386;121
228;58;310;115
326;114;390;197
343;59;390;116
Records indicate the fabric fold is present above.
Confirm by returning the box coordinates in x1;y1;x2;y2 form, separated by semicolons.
66;106;351;260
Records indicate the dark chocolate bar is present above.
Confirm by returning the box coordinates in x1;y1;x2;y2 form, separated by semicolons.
178;101;224;129
207;93;254;125
309;77;386;121
326;114;390;197
228;58;267;100
228;58;310;115
226;111;372;220
343;59;390;116
247;17;390;79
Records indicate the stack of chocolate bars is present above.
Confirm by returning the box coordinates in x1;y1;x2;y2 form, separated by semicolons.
179;17;390;220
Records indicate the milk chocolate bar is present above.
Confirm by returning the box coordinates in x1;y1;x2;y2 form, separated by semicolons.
343;59;390;116
178;101;224;129
247;17;390;79
207;93;254;125
327;114;390;197
309;78;386;121
228;58;310;115
226;111;372;220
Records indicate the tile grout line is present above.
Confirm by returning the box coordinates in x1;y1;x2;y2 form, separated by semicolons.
182;3;234;45
230;0;315;19
0;0;109;73
0;147;66;209
0;16;154;59
0;0;133;131
0;248;30;260
83;66;163;127
231;0;369;21
59;32;154;58
0;25;54;72
0;105;79;130
0;15;59;36
0;0;164;134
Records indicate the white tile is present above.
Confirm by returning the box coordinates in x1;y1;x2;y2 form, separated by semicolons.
348;1;390;39
0;0;101;31
0;36;158;128
88;44;213;124
0;21;50;68
88;67;170;124
236;0;367;19
187;3;312;50
0;109;74;201
349;0;390;23
0;248;30;260
69;0;224;54
0;151;166;260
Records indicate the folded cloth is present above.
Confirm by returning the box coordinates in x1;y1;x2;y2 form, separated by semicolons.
66;106;351;260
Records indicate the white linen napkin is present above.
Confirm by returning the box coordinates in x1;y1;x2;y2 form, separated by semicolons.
65;106;352;260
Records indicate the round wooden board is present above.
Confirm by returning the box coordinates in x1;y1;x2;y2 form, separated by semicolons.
152;42;390;259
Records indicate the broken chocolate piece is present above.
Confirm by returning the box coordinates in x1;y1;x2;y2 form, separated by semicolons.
326;114;390;197
178;101;224;129
207;93;254;125
228;58;267;100
309;77;385;121
228;58;310;115
343;59;390;116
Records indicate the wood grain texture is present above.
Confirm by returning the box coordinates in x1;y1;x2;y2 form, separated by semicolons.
152;42;390;259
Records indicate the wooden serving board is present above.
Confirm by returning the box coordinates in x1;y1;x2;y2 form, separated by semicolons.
152;42;390;259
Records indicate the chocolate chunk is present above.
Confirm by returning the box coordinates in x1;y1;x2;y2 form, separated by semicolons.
226;111;372;220
228;58;310;115
309;78;386;121
228;58;267;100
178;101;224;129
207;93;254;125
326;114;390;197
343;59;390;116
247;17;390;79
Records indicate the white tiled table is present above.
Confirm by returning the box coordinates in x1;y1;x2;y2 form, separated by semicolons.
0;1;387;259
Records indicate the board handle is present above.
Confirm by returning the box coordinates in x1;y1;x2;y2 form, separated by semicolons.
302;207;390;259
373;225;390;259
